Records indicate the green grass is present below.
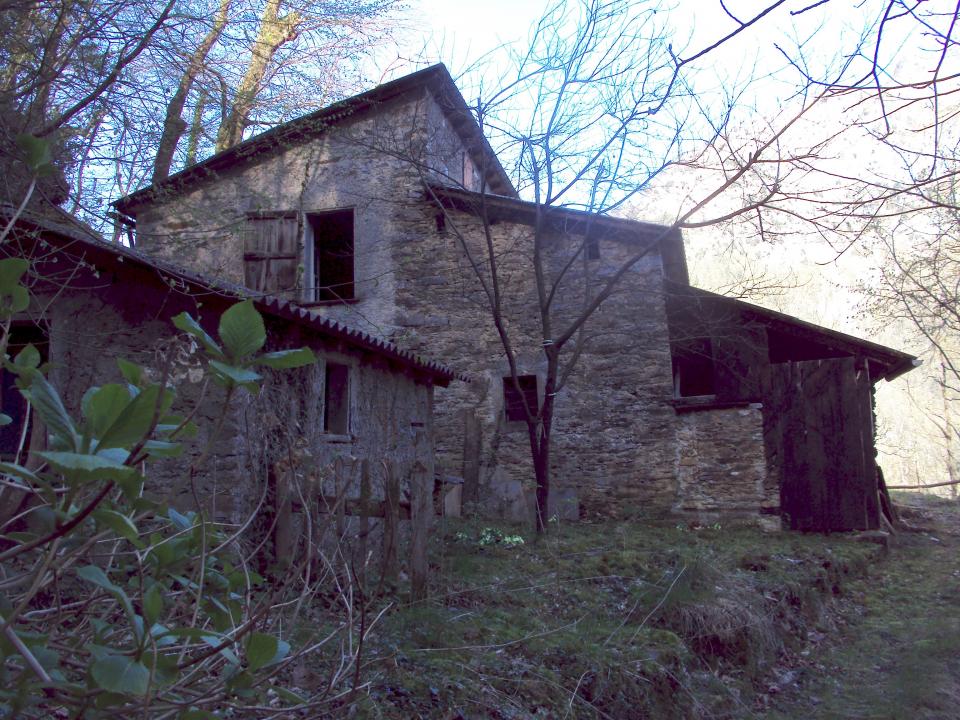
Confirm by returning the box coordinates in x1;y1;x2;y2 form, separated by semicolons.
351;516;886;719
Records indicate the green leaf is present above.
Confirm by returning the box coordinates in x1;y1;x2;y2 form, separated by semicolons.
142;439;182;458
0;258;29;292
143;585;163;626
90;655;150;696
92;508;140;545
167;507;194;531
116;358;144;387
257;347;316;369
275;686;307;705
208;360;261;386
245;633;278;672
82;384;134;439
0;461;37;483
13;344;40;370
219;300;265;359
96;384;174;451
76;565;136;629
37;451;137;483
27;374;78;451
172;313;223;360
180;709;219;720
202;634;239;666
15;134;53;175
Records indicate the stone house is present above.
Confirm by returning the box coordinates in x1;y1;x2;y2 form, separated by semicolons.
0;206;458;571
112;64;916;531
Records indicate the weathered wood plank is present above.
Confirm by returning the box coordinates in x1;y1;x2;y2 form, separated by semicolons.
410;460;429;601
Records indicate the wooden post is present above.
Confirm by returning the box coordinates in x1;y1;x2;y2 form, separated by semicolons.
358;459;371;591
461;410;481;512
410;460;430;602
381;460;399;589
273;465;292;565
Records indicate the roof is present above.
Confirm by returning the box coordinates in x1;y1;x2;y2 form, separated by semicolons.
425;182;676;242
425;183;690;285
667;283;919;382
114;64;516;214
2;205;463;385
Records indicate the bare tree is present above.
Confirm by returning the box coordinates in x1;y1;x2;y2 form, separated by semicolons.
399;0;858;531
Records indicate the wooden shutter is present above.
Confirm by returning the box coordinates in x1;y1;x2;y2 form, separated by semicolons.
243;212;300;295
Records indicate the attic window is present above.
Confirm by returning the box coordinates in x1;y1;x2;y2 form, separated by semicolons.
307;210;354;302
672;337;716;397
0;323;48;458
324;362;350;435
503;375;538;422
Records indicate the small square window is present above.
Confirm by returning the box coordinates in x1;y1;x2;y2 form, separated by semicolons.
672;337;716;397
324;362;350;434
503;375;538;422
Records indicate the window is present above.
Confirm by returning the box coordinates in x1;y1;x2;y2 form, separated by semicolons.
585;235;600;260
243;212;300;295
672;337;716;397
0;323;48;457
306;210;354;302
503;375;538;422
323;362;350;434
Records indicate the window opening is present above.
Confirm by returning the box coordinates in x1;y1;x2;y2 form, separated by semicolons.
323;362;350;434
585;236;600;260
503;375;538;422
672;337;716;397
307;210;354;302
0;323;49;457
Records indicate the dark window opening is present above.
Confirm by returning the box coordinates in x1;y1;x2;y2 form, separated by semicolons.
503;375;538;422
323;362;350;434
0;324;49;458
586;236;600;260
672;337;716;397
308;210;354;302
435;213;446;234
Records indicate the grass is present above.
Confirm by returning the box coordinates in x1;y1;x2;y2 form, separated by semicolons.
349;514;886;719
767;493;960;720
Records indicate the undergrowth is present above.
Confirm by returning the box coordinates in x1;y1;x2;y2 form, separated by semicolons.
353;516;882;719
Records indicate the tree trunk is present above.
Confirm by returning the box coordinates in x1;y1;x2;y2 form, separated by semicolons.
215;0;300;152
152;0;231;183
185;90;207;166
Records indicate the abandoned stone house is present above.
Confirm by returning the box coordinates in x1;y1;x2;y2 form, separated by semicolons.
111;64;917;531
0;207;458;572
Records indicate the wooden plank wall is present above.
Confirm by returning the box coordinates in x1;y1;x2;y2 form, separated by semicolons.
769;357;879;531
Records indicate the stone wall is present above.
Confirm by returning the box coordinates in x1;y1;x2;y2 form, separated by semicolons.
126;88;777;524
33;271;435;544
671;404;771;525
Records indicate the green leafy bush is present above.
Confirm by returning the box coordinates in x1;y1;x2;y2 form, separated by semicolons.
0;261;361;718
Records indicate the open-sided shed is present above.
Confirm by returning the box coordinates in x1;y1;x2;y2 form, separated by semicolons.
666;284;917;532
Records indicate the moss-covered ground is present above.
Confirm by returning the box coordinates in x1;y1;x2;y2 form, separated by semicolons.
341;506;927;719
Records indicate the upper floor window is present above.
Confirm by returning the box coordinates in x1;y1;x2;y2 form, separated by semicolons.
242;209;355;303
672;337;716;397
503;374;538;422
306;210;354;302
243;211;300;296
